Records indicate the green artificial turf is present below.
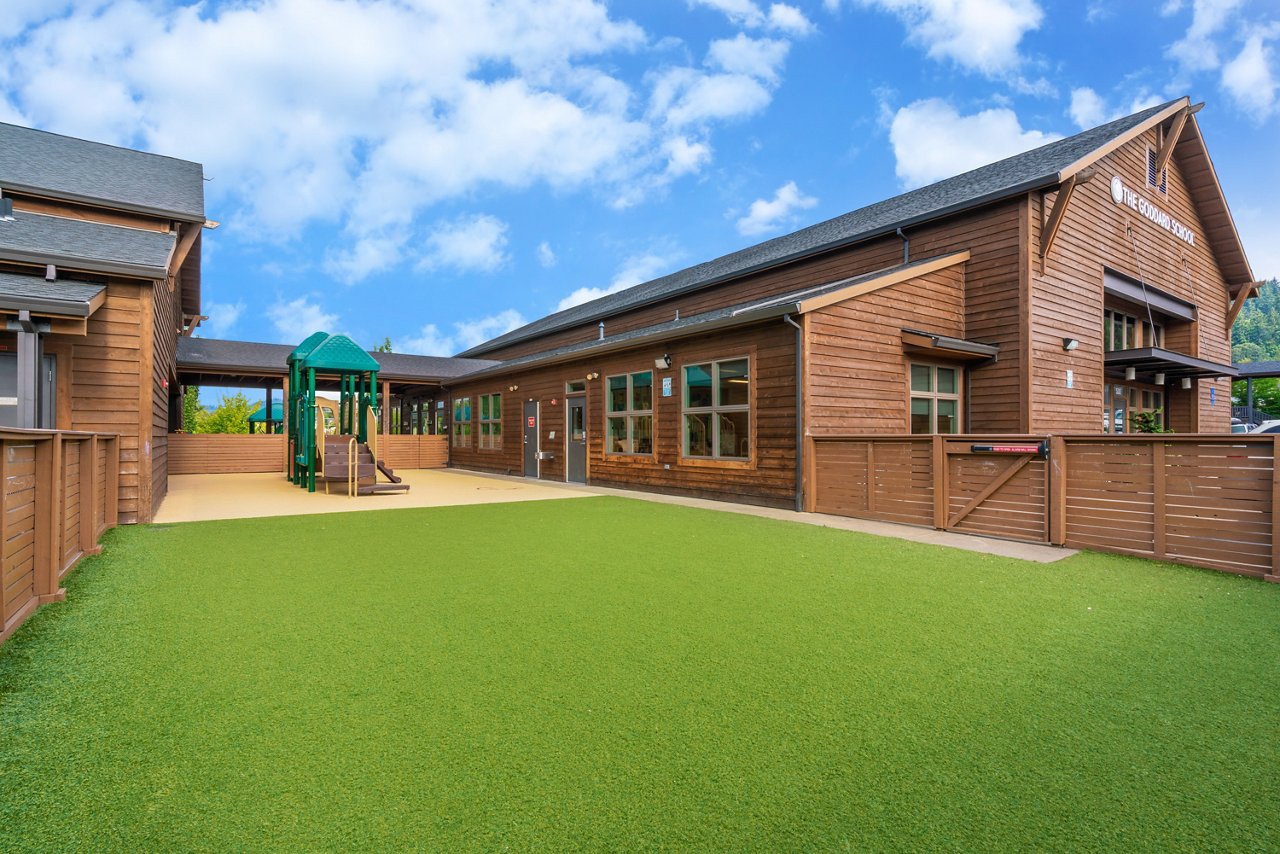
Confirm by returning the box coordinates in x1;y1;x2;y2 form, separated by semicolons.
2;496;1278;851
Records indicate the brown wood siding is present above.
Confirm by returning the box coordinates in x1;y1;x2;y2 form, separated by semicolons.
449;322;798;508
1029;129;1234;433
2;441;37;626
806;264;965;435
168;434;286;474
66;280;148;524
151;273;181;516
479;203;1026;431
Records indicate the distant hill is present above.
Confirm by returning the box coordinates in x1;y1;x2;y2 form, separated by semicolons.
1232;279;1280;363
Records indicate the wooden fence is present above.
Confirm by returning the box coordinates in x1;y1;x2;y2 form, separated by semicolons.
1;429;119;645
169;434;286;474
810;434;1280;582
380;435;448;470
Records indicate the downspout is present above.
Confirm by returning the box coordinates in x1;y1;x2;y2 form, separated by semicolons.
896;228;909;265
783;313;804;513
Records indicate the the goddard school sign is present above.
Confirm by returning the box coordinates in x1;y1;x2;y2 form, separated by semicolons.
1110;176;1196;246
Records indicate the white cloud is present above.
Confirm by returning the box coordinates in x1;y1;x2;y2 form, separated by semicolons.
1066;87;1167;130
841;0;1044;76
888;99;1061;188
556;251;680;311
1165;0;1244;72
707;33;790;84
267;297;339;345
1222;32;1278;116
417;214;510;274
736;180;818;235
3;1;801;282
1235;206;1280;282
536;241;557;267
689;0;815;34
201;301;245;339
1068;87;1107;129
400;309;526;356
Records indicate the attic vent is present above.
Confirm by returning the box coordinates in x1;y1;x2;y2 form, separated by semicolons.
1146;147;1167;193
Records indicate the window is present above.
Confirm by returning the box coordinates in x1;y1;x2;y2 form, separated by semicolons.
1104;308;1163;352
479;393;502;450
1146;147;1167;193
606;370;653;455
451;396;471;448
909;363;961;434
1103;384;1164;434
565;380;586;393
683;358;750;460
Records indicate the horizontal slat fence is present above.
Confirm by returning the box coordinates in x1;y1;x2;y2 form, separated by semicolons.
811;434;1280;582
381;435;448;470
169;434;286;474
1;429;119;645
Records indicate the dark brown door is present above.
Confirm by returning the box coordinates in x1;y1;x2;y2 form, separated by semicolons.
523;400;539;477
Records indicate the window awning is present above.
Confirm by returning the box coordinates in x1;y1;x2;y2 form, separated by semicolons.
1103;270;1196;321
1104;347;1237;381
901;328;998;362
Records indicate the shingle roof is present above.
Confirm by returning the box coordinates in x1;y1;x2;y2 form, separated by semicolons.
452;256;955;382
0;271;105;317
460;99;1181;358
0;211;176;277
1234;361;1280;378
0;122;204;220
177;337;498;382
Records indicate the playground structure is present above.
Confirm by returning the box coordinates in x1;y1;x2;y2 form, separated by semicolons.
286;333;409;497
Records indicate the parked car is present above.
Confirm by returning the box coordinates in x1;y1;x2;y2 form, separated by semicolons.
1248;420;1280;434
1232;422;1251;433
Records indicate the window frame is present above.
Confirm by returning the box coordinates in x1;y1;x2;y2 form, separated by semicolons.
451;396;472;449
1146;145;1168;194
603;370;655;457
907;362;963;435
478;392;502;451
681;356;752;462
1104;307;1164;352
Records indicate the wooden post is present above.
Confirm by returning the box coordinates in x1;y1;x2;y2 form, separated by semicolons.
382;380;391;435
1270;436;1280;583
932;434;946;529
81;436;101;555
1048;436;1067;545
0;438;8;623
104;435;119;528
1153;440;1167;560
37;433;64;603
803;436;817;513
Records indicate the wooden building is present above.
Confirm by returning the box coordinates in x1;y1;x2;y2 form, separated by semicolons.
446;97;1257;510
0;123;207;523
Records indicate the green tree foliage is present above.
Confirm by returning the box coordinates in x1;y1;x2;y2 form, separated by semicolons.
1231;279;1280;410
194;392;259;435
181;385;202;433
373;337;393;353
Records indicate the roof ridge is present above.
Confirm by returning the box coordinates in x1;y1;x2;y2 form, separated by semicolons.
459;98;1183;358
0;121;202;168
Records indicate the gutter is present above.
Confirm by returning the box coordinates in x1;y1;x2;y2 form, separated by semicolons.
0;246;169;280
0;181;205;223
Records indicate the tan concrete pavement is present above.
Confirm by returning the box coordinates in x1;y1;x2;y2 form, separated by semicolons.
154;468;1075;563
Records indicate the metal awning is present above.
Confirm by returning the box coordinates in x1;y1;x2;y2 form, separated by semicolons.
1104;347;1237;380
1103;270;1197;321
0;271;106;318
901;328;998;362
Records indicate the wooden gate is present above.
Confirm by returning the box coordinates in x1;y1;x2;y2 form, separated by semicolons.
940;440;1049;542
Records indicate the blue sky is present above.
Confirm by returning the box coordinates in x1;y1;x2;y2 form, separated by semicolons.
1;0;1277;359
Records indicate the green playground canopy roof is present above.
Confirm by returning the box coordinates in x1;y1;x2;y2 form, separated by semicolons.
287;331;330;365
300;334;381;374
248;402;283;423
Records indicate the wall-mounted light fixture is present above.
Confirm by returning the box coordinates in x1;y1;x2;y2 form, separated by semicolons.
655;354;672;370
1154;372;1165;385
1125;367;1136;381
1181;377;1192;390
507;384;519;392
586;372;600;381
1062;337;1079;352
